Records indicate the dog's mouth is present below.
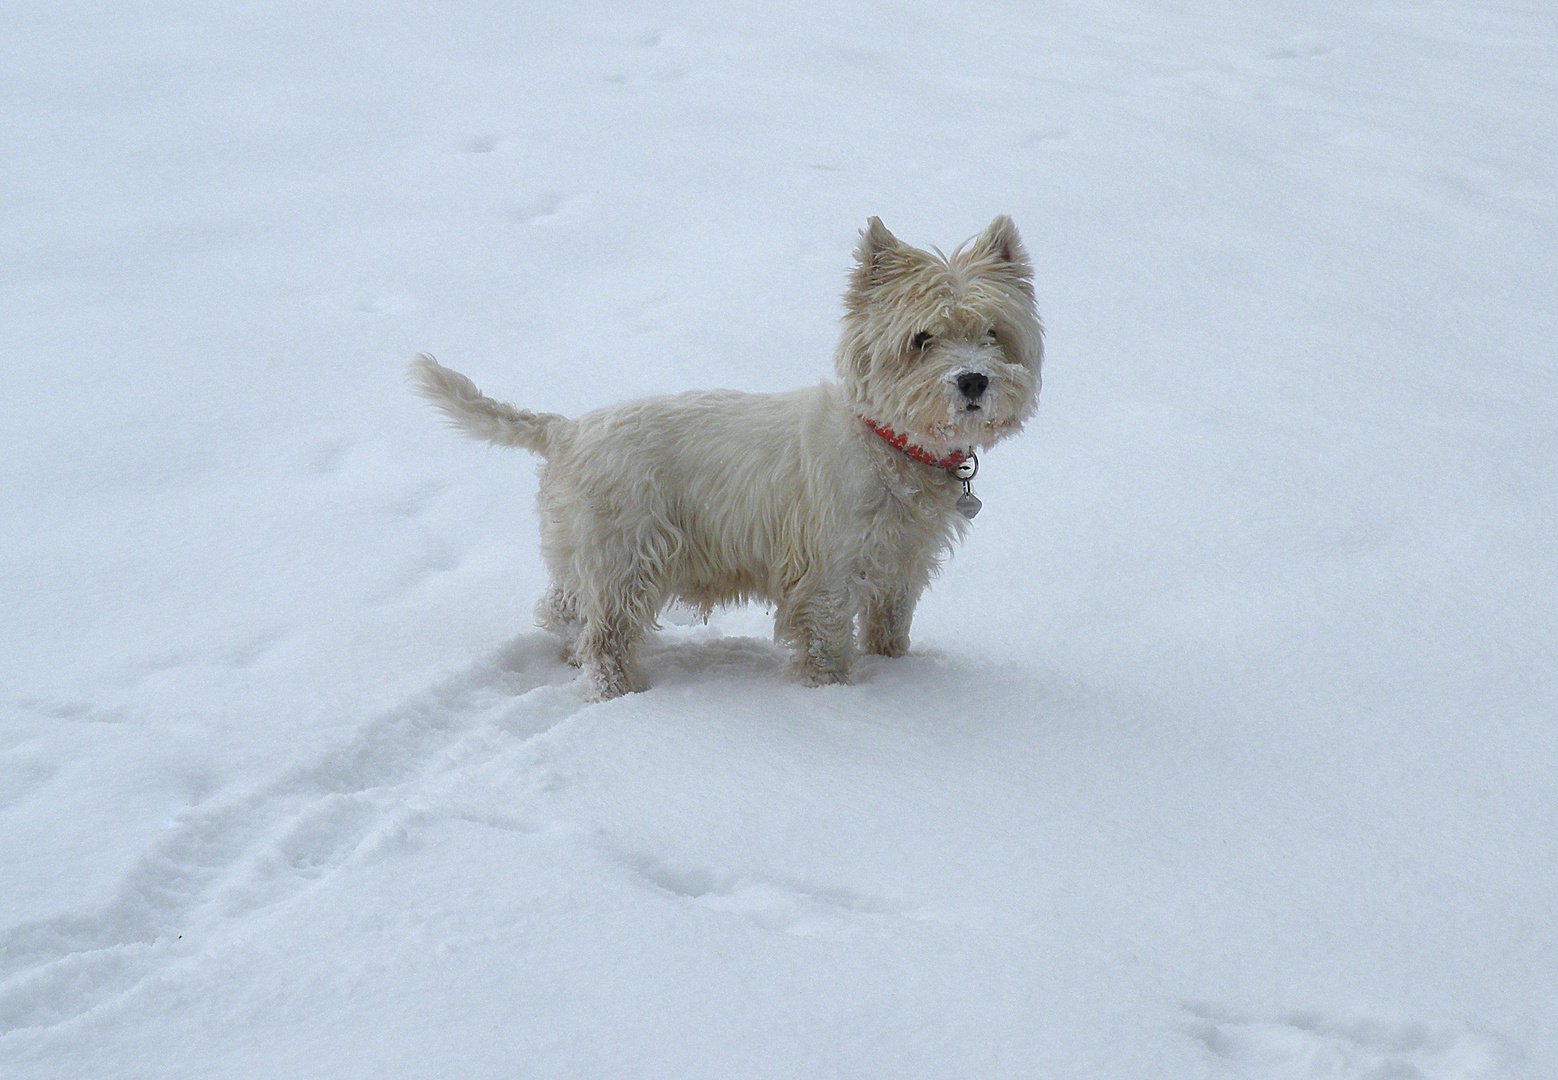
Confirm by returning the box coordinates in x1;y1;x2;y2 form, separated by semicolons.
963;402;982;413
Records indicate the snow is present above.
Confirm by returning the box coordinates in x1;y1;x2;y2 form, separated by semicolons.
3;0;1555;1076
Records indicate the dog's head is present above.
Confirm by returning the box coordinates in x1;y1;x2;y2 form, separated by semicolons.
836;216;1043;455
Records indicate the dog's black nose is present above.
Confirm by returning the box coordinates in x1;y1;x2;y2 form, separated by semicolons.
956;372;989;401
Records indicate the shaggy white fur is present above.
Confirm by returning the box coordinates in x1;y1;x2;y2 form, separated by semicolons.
410;216;1043;700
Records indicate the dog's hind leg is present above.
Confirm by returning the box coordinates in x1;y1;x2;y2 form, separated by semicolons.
576;618;638;701
572;555;664;701
549;507;678;699
535;582;584;665
575;585;657;700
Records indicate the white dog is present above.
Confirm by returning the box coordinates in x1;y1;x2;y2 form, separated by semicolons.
410;216;1042;700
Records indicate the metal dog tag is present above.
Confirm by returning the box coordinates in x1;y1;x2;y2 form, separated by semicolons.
953;451;980;518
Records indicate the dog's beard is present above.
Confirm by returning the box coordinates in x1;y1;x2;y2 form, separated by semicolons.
853;344;1038;453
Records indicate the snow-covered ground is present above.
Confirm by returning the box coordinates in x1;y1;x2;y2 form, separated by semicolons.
3;1;1555;1076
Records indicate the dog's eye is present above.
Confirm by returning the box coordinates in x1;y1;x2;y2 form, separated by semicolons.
985;328;999;342
911;331;932;350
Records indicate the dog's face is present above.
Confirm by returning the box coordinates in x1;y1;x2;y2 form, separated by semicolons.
836;216;1043;454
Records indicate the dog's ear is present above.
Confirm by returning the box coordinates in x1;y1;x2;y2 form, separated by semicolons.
971;215;1032;276
846;217;909;308
855;216;903;270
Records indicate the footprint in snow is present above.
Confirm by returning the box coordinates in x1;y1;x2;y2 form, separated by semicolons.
309;438;352;475
0;634;579;1034
604;25;664;48
623;852;903;939
1265;40;1332;60
1185;1003;1503;1079
508;192;567;225
383;478;449;518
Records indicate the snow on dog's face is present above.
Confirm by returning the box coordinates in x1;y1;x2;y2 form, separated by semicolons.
836;216;1043;455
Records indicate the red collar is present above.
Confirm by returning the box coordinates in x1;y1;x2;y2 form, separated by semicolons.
859;417;969;472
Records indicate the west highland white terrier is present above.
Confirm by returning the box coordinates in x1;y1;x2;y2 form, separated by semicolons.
410;216;1042;700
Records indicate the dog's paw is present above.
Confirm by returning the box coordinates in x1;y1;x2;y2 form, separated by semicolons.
581;659;637;702
787;658;851;688
860;633;909;659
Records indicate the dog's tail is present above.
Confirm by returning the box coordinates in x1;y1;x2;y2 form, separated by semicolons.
407;354;565;456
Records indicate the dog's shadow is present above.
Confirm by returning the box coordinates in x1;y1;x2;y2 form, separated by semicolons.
486;621;1048;729
639;628;789;688
484;623;784;695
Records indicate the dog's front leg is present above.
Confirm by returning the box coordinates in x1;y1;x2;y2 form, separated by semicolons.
860;588;916;658
777;586;857;687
